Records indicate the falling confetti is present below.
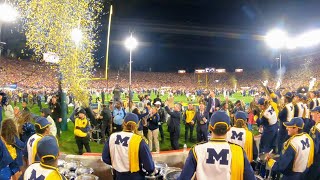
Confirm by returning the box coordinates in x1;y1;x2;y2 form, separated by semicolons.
17;0;104;106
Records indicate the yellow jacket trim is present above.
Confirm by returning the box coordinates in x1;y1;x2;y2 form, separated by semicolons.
74;117;89;137
267;159;276;169
32;134;43;164
244;130;253;162
1;137;17;160
230;144;244;180
129;134;142;173
306;134;314;168
185;110;196;123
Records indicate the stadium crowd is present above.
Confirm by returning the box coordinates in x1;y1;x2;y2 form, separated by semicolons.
2;57;320;92
0;57;320;180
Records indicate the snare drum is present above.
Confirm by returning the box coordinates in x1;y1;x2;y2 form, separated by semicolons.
257;153;279;164
145;161;167;180
75;167;94;176
58;159;66;168
65;160;81;172
164;167;182;180
155;161;168;176
75;174;99;180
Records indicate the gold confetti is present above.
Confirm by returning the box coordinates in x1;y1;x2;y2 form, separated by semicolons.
17;0;104;106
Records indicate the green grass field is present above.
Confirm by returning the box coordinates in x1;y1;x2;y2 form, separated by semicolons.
3;92;255;154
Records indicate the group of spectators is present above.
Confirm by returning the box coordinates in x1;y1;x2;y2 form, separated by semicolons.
2;57;320;93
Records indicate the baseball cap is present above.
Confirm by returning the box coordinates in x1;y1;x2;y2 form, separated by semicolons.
209;111;230;130
311;106;320;113
155;101;161;105
285;92;293;98
41;108;51;117
283;117;304;129
295;93;303;99
235;111;247;121
124;113;139;124
37;135;59;162
76;108;86;116
35;117;51;129
258;98;267;105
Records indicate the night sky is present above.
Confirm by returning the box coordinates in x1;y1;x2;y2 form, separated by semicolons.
100;0;320;72
2;0;320;72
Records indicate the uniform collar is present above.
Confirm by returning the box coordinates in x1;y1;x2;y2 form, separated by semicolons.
209;138;226;142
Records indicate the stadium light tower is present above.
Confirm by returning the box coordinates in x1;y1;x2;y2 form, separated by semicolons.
265;29;288;82
124;33;138;112
0;3;18;56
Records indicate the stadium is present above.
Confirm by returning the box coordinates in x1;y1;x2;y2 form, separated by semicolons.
0;0;320;180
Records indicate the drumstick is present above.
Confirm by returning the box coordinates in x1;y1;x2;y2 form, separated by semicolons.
265;149;273;160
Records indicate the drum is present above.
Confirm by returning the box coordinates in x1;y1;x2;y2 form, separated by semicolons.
145;161;168;179
58;167;70;177
75;174;99;180
65;160;81;172
65;172;77;180
257;153;280;164
155;161;168;176
58;159;66;168
75;167;94;176
164;167;182;180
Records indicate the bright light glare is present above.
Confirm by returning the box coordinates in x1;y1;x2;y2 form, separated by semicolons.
0;4;19;22
124;36;138;50
71;28;83;44
295;30;320;48
286;38;297;50
265;29;288;49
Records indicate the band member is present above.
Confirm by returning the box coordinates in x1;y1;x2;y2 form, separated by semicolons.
178;111;255;180
25;117;51;165
226;111;258;163
267;117;314;180
302;95;313;133
257;98;278;153
306;106;320;180
309;91;318;110
102;113;155;179
294;94;304;118
278;92;295;152
24;135;67;180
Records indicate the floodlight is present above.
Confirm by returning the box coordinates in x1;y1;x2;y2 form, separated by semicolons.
124;36;138;51
265;29;288;49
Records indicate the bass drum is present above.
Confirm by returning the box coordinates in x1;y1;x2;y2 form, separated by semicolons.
164;167;182;180
75;174;99;180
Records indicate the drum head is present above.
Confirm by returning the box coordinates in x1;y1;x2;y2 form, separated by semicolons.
58;159;66;167
76;167;94;176
58;167;70;176
75;174;99;180
165;170;181;180
155;161;168;169
164;167;182;180
258;153;279;163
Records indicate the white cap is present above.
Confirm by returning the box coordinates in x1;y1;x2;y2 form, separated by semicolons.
155;101;161;105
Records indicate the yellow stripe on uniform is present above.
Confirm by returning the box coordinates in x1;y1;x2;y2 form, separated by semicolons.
306;134;314;168
32;137;42;163
230;144;244;180
129;134;142;173
244;130;253;162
